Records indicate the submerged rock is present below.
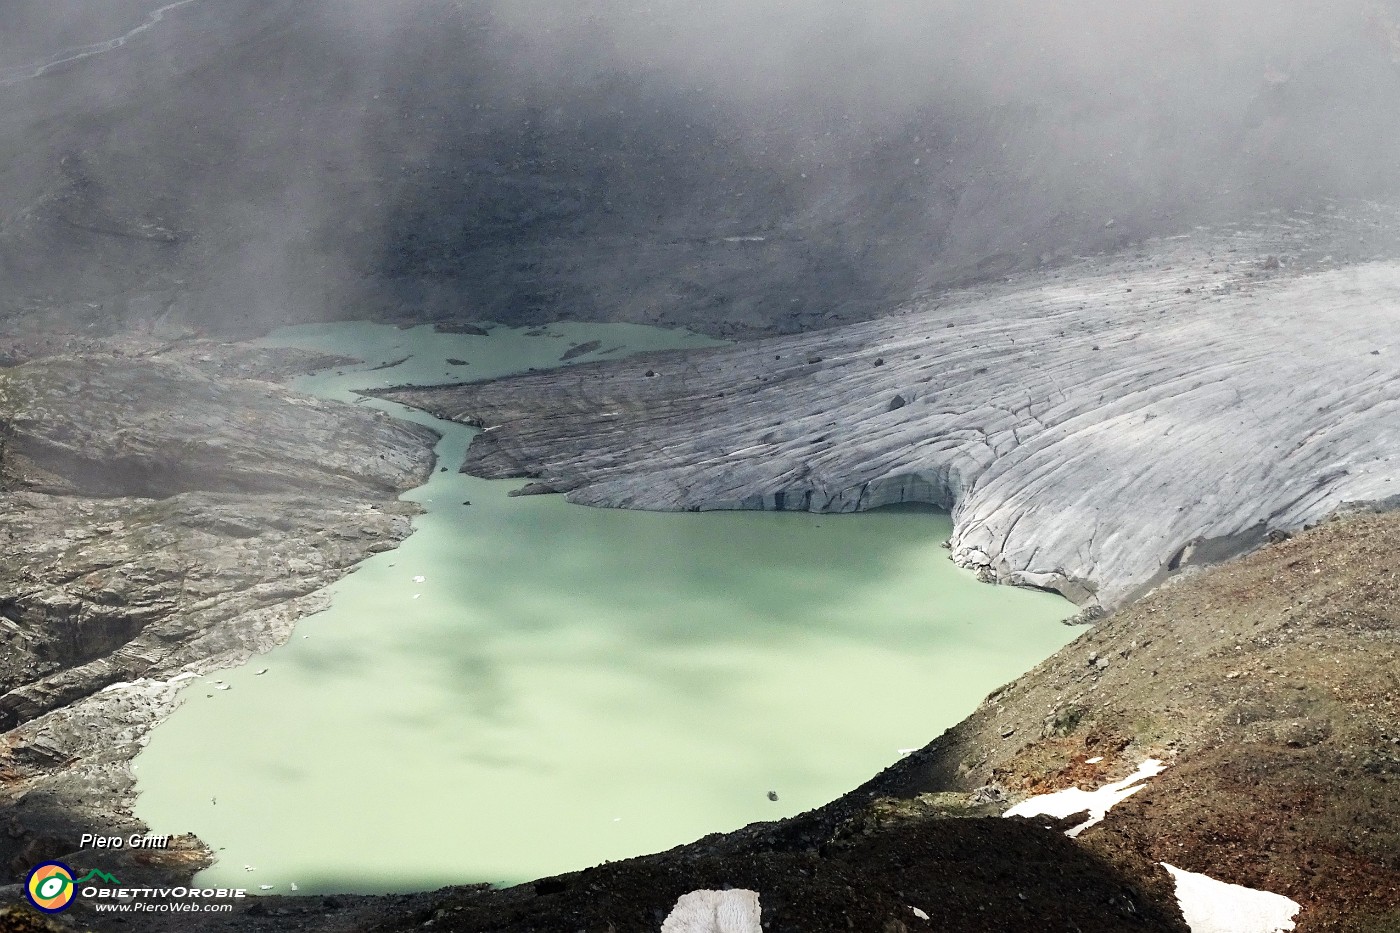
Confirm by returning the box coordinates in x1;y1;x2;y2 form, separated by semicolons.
507;482;558;497
559;340;602;361
434;323;491;337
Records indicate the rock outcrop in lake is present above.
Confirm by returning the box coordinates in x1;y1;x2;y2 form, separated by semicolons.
385;208;1400;610
0;344;437;885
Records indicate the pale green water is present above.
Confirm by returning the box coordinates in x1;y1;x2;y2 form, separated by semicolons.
133;321;1076;895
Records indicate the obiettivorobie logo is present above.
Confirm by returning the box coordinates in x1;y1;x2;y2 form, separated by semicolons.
23;859;247;915
24;863;118;913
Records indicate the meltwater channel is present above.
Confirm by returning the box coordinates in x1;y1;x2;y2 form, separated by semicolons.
133;321;1076;894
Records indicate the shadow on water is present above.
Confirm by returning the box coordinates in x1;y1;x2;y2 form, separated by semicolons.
282;499;1016;703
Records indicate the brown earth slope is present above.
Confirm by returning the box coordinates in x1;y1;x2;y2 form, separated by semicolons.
834;508;1400;932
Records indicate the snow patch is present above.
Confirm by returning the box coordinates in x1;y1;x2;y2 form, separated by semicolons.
661;889;762;933
1162;864;1299;933
1002;758;1166;836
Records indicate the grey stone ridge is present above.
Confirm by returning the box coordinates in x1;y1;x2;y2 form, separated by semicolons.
386;214;1400;610
0;348;440;877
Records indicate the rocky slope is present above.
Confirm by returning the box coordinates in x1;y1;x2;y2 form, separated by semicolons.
0;342;437;888
856;506;1400;932
385;209;1400;610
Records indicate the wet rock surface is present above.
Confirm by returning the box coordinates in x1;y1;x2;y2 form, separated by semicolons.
385;209;1400;610
0;340;436;887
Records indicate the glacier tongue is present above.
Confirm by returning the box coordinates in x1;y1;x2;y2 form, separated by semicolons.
386;212;1400;610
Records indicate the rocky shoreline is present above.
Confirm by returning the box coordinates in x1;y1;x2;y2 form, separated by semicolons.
0;340;438;890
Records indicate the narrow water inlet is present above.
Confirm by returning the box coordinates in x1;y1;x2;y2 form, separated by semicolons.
132;321;1078;895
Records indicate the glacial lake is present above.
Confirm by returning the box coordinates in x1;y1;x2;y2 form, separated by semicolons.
133;321;1077;894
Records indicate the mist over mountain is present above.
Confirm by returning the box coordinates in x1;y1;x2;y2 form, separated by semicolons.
3;0;1399;338
4;6;1400;929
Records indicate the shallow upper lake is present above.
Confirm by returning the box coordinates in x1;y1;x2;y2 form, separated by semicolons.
133;321;1077;895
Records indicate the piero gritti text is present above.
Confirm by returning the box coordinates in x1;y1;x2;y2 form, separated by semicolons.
80;833;171;850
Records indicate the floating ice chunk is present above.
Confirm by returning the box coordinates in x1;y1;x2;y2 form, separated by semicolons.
259;884;274;891
1003;759;1166;837
290;882;298;892
412;594;421;600
215;684;231;691
661;889;762;933
413;575;425;583
1162;864;1299;933
910;906;930;920
255;669;268;675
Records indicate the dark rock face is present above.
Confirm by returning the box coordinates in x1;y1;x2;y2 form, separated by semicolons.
0;492;417;731
0;341;437;885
